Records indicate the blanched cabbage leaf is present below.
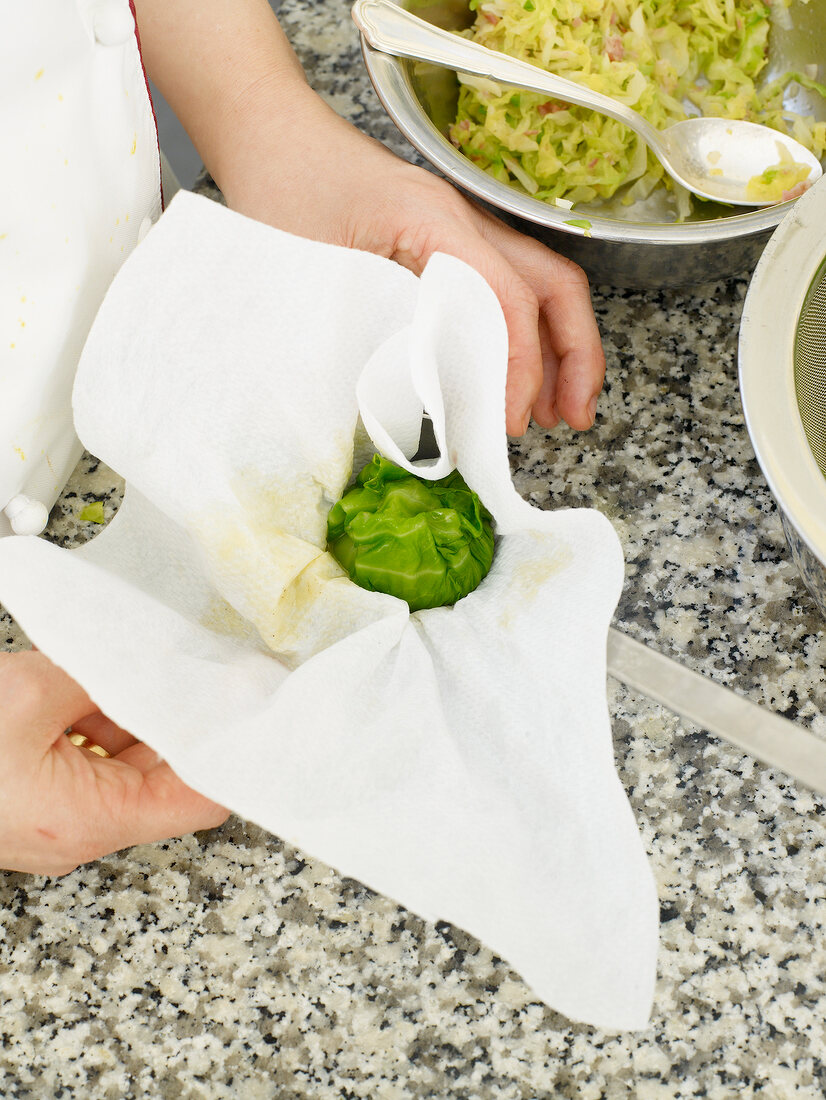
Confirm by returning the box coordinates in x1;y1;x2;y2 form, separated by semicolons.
327;454;495;612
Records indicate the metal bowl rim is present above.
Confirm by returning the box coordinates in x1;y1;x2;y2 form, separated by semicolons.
362;42;802;247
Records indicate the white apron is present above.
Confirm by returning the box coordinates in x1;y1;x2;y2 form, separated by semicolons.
0;0;161;537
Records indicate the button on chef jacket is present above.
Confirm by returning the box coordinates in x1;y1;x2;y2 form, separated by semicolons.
0;0;162;537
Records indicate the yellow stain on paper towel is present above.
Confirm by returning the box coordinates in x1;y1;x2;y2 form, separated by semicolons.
498;531;573;630
200;596;253;640
193;450;360;668
193;486;327;668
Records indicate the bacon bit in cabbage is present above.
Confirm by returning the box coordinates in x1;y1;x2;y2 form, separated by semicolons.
781;180;811;200
746;144;813;202
605;36;624;61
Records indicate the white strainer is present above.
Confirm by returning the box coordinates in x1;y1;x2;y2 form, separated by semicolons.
740;177;826;616
796;256;826;481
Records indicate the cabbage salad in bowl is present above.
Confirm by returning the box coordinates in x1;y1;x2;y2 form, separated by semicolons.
447;0;826;218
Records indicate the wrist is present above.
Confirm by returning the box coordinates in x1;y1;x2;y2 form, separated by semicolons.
205;65;320;201
214;86;395;242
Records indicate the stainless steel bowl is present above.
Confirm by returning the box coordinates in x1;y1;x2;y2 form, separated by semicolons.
739;176;826;617
360;0;826;287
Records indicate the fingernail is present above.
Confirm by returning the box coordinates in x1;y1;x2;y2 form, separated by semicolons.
506;405;531;436
587;395;598;426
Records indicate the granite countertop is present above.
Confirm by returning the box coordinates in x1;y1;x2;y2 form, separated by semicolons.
3;2;826;1096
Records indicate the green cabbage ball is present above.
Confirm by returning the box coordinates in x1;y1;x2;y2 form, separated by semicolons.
327;454;495;612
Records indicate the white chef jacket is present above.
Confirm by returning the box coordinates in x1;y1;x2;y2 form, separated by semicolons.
0;0;162;537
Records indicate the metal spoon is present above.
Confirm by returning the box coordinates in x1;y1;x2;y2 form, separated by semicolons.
352;0;823;207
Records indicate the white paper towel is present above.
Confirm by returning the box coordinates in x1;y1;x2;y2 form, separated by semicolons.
0;191;658;1030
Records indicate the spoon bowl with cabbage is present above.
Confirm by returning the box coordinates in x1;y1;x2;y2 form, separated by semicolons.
352;0;823;207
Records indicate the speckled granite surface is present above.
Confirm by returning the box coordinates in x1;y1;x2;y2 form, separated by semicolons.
3;2;826;1097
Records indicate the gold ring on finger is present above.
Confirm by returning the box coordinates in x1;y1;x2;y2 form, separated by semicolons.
66;730;112;758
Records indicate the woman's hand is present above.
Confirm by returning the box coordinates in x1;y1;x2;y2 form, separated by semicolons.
224;101;606;437
0;651;228;876
134;0;605;437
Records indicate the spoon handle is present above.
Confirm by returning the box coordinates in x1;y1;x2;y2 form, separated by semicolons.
352;0;662;152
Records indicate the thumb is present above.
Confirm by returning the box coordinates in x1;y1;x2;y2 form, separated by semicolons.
0;650;99;763
95;742;230;851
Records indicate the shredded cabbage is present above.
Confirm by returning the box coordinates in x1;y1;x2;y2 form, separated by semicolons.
448;0;826;211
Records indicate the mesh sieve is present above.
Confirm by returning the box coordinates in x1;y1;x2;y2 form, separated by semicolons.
795;256;826;479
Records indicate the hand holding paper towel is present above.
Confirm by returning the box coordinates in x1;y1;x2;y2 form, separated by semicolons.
0;192;658;1030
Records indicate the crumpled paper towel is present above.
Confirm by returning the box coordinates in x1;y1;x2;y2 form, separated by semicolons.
0;191;658;1030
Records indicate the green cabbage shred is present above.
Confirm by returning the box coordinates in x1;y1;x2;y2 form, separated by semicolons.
79;501;105;524
448;0;826;211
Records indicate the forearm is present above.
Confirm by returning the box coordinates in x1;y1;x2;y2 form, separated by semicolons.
132;0;324;201
131;0;605;434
